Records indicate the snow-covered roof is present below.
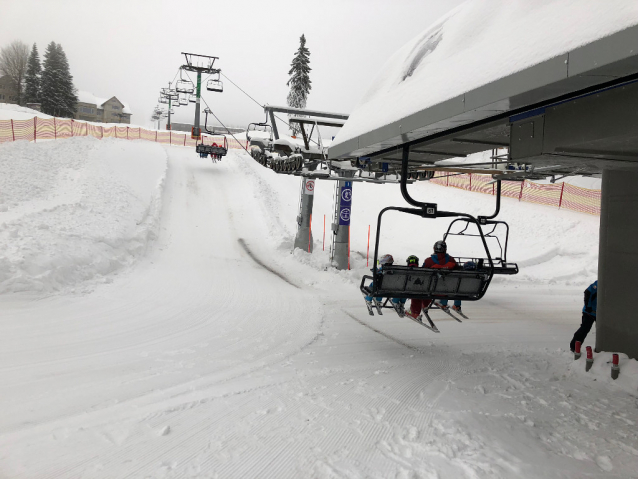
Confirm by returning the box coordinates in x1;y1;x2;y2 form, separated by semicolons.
77;90;132;115
329;0;638;158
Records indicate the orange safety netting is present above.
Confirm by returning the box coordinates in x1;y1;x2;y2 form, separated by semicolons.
431;172;600;216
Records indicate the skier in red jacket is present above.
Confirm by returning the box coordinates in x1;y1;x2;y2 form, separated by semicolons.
425;240;462;313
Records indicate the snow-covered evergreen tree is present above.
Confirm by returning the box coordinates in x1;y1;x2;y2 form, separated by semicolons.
286;34;311;136
24;43;41;104
40;42;77;118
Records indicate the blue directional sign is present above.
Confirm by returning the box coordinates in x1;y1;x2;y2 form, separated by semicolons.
339;181;352;226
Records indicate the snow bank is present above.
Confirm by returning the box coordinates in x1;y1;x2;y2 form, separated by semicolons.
0;137;167;294
334;0;638;147
568;352;638;396
0;103;52;121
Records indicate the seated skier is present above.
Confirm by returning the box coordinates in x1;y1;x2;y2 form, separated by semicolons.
405;254;433;320
363;254;394;314
423;240;463;314
390;255;419;317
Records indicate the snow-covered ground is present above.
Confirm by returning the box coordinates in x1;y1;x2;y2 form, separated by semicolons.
0;136;637;478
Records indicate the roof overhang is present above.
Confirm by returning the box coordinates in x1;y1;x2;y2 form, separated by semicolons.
328;24;638;167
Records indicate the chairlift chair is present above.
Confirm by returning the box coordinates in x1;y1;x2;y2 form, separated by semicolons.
246;122;273;141
189;94;197;103
206;73;223;93
360;145;518;332
179;95;188;106
175;79;194;94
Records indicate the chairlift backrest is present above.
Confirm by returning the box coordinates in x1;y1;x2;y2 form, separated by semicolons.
206;79;223;93
189;94;197;103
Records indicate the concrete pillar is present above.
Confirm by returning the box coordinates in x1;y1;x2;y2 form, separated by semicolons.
332;180;353;270
596;168;638;359
293;178;315;252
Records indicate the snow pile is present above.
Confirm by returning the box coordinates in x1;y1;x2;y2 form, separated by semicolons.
568;352;638;396
333;0;638;147
0;137;167;294
0;102;52;121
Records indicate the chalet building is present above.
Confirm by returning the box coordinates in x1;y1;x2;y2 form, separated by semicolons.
75;91;132;124
0;75;19;103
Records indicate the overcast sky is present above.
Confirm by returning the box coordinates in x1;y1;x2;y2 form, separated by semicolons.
1;0;464;129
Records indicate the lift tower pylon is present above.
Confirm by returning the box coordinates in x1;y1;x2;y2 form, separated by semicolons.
181;53;221;140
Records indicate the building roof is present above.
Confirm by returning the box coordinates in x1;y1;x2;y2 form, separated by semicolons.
77;90;132;115
328;0;638;159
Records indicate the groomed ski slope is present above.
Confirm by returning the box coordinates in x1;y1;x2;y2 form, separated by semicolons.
1;139;637;478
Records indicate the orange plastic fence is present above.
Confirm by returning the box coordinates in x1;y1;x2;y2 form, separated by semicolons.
430;172;600;216
0;116;249;152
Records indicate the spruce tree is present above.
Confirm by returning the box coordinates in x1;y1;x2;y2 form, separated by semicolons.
286;34;312;135
40;42;77;118
24;43;41;104
55;44;78;118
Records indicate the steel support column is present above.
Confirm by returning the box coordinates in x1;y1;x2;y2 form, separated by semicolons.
332;179;353;270
293;178;315;252
596;168;638;359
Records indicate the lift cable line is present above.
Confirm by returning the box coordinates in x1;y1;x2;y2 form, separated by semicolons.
219;71;323;149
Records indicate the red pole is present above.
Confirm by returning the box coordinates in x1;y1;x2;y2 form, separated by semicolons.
11;119;15;141
366;225;370;267
183;134;186;146
446;174;449;187
85;122;88;136
101;126;103;139
71;119;74;137
33;117;37;143
492;182;495;195
519;180;524;201
155;131;157;142
323;215;325;251
54;118;57;139
558;182;565;209
469;173;472;192
127;127;129;139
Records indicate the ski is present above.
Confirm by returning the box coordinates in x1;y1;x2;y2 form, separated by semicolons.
432;303;463;323
364;300;374;316
392;302;406;318
419;309;440;333
452;309;469;320
372;298;384;315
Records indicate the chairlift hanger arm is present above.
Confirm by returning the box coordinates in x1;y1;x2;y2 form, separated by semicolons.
399;145;502;221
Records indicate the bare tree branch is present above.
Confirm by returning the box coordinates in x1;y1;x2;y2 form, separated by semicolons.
0;40;30;105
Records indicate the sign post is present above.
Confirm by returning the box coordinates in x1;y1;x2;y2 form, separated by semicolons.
293;178;315;252
332;180;353;270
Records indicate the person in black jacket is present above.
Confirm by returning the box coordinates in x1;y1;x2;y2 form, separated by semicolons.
570;280;598;352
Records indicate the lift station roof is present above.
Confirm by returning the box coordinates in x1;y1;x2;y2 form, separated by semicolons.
328;0;638;169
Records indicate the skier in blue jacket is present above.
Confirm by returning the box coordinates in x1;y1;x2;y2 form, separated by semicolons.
570;280;598;352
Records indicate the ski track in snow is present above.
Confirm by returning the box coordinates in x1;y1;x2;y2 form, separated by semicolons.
0;145;637;478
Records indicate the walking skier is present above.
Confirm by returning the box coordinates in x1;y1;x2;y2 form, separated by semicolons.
570;280;598;352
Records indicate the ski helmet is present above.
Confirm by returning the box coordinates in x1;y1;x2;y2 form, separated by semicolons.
379;254;394;266
433;240;447;254
406;255;419;267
